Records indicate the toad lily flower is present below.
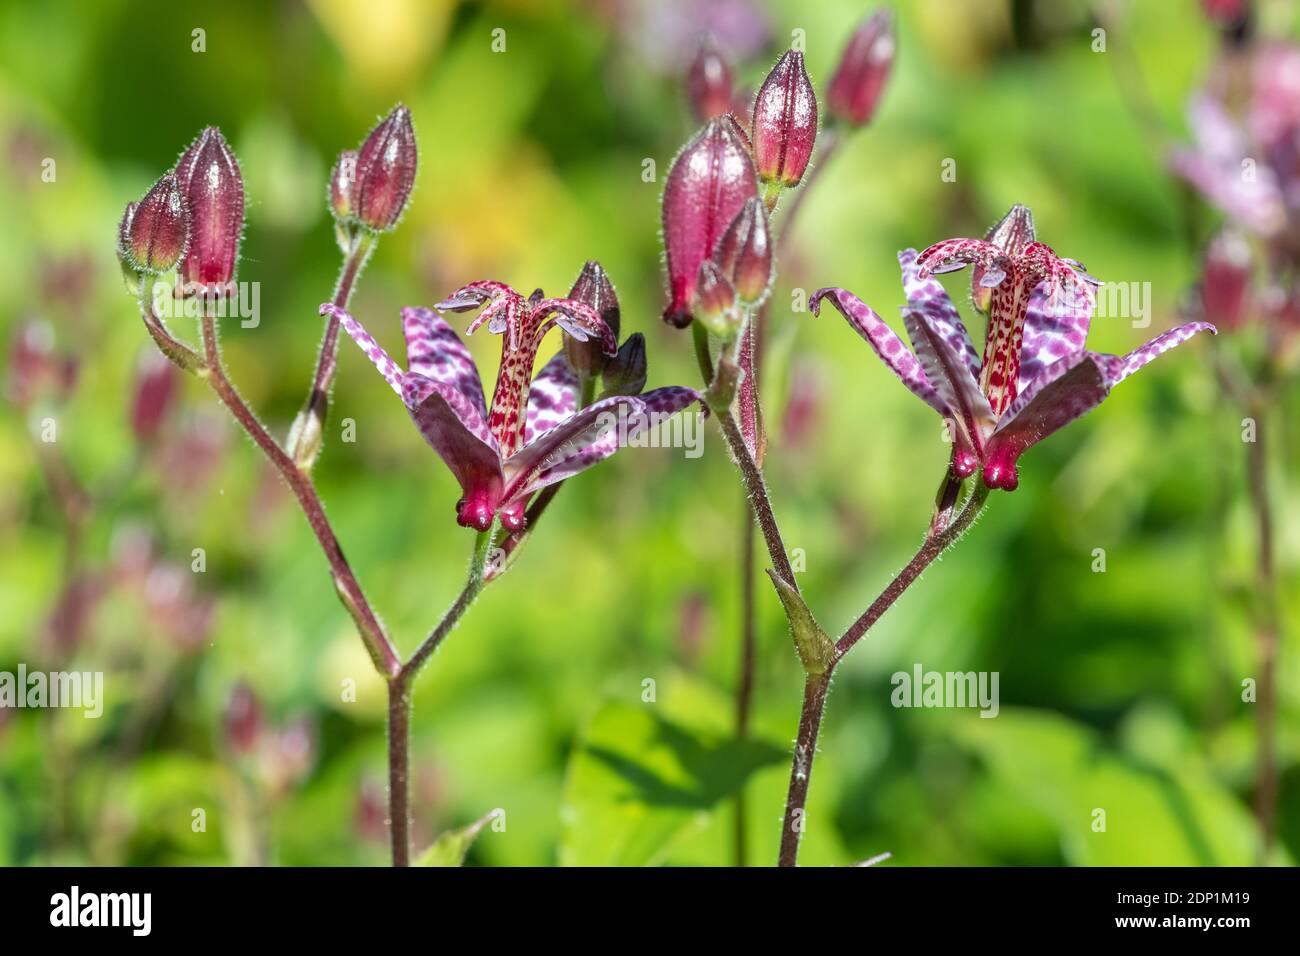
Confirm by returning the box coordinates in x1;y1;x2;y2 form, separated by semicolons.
325;282;700;531
812;239;1216;492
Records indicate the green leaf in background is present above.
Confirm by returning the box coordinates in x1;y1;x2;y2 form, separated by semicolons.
559;699;787;866
951;708;1269;866
414;807;504;867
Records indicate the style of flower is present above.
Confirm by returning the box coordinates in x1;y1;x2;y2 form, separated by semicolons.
812;213;1216;491
327;282;700;531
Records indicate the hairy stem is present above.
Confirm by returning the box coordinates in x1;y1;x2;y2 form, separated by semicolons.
387;675;413;867
733;491;758;868
717;411;799;590
777;482;990;866
194;305;401;677
296;230;376;453
1246;406;1279;862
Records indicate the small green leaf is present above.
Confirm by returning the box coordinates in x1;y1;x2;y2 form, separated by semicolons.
560;699;786;866
766;570;835;675
414;808;503;867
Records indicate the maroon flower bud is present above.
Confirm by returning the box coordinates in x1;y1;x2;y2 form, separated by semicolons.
751;49;818;190
564;260;621;377
827;11;896;128
329;149;358;221
694;259;738;337
123;174;189;274
661;116;757;327
175;126;244;293
353;104;418;232
687;39;734;122
712;198;772;305
129;349;180;443
223;682;263;756
1199;229;1252;330
601;332;647;397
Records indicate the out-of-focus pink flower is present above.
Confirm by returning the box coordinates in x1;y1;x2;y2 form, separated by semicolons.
781;357;824;453
687;39;734;123
130;349;180;443
6;321;77;407
1198;228;1254;330
223;682;264;756
827;10;895;128
616;0;771;74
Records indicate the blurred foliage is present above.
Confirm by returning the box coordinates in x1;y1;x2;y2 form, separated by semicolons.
0;0;1297;866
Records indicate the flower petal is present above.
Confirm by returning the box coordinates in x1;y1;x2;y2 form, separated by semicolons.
983;351;1120;489
324;304;404;396
902;309;995;453
899;248;980;381
1114;320;1217;385
501;387;701;502
524;350;579;445
1016;271;1095;396
401;307;488;420
810;287;947;416
401;374;503;524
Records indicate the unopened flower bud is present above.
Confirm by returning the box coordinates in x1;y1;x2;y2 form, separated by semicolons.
601;332;648;397
712;198;772;305
751;49;817;191
329;149;357;221
661;116;757;328
687;39;734;122
827;11;895;128
1199;229;1252;330
123;174;189;274
286;406;325;470
354;104;418;232
175;126;245;293
564;260;621;378
130;349;180;443
694;260;739;338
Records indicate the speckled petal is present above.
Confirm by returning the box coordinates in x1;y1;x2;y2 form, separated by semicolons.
1114;321;1217;385
502;387;701;503
324;304;404;396
902;309;994;452
1016;269;1096;396
899;248;980;380
524;351;580;445
402;306;488;419
810;287;947;416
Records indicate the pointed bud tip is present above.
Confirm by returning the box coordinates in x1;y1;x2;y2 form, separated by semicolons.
686;38;734;123
125;174;189;274
752;48;818;189
354;104;418;232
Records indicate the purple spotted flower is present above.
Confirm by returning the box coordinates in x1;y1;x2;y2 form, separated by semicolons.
327;282;700;531
813;235;1216;492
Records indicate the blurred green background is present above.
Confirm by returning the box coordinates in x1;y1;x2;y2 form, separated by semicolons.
1;0;1297;866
